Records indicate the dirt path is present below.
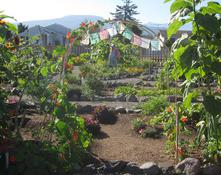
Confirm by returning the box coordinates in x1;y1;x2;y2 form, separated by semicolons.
91;114;174;165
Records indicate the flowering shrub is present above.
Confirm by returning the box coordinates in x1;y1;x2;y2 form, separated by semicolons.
131;118;160;138
83;117;101;135
92;106;117;124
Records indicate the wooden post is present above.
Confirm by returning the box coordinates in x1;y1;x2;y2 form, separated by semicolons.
175;102;179;164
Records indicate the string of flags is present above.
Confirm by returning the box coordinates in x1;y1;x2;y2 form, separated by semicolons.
80;22;162;51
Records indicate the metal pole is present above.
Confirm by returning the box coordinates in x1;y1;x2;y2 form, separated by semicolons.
175;102;179;163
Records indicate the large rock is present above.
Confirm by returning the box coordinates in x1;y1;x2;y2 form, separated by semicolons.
115;93;126;102
175;158;201;175
140;162;162;175
124;162;142;174
126;94;138;102
202;164;221;175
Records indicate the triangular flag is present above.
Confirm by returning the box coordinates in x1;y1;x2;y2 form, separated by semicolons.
131;34;141;46
81;34;90;45
122;28;133;40
99;29;109;40
151;40;161;51
107;26;117;37
90;33;100;45
140;38;150;49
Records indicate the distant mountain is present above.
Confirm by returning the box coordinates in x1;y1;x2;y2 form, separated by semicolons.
20;15;103;29
145;22;192;32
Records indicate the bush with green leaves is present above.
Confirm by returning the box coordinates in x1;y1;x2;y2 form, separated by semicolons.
166;0;221;164
140;96;169;115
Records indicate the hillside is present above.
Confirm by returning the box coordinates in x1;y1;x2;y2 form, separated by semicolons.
20;15;103;29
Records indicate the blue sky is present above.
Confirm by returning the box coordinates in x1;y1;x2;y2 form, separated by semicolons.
1;0;172;24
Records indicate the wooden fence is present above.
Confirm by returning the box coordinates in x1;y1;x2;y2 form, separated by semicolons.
71;46;169;63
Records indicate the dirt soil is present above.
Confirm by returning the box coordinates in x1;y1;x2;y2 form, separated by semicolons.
90;114;174;165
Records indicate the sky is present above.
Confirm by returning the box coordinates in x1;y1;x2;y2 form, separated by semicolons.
1;0;172;24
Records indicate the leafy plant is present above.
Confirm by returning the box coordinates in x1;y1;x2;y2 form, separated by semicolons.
166;0;221;164
140;96;169;115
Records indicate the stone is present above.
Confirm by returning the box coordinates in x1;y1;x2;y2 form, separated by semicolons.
202;164;221;175
115;93;126;102
139;96;149;102
126;94;138;102
158;162;175;175
115;107;127;114
133;109;142;113
80;95;89;101
167;95;183;103
126;108;134;114
124;162;142;174
82;164;97;174
175;158;201;175
109;160;128;172
140;162;162;175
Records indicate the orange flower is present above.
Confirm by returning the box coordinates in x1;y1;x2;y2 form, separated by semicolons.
9;155;16;163
66;31;71;39
0;19;6;25
180;116;188;123
166;106;173;113
5;42;13;49
72;131;78;142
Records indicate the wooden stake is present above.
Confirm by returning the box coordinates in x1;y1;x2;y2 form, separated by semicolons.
175;102;179;164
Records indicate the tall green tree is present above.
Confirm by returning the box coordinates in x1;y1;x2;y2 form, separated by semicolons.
111;0;139;21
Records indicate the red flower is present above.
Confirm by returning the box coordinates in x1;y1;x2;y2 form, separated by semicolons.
9;155;16;163
66;31;71;39
89;22;94;27
72;131;78;142
70;37;74;44
81;22;86;28
180;116;188;123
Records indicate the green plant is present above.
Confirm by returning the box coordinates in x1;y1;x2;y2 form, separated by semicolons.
114;85;136;96
166;0;221;164
82;76;104;98
141;96;169;115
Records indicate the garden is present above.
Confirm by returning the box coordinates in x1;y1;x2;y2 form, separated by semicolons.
0;0;221;175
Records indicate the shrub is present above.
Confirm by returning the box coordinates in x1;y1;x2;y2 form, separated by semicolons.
131;118;160;138
82;76;103;98
92;106;117;124
83;117;101;135
65;73;81;85
141;96;169;115
131;118;146;132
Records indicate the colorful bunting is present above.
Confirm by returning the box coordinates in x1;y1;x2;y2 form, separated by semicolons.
89;33;100;45
131;34;141;46
151;40;161;51
122;28;133;40
107;26;118;37
81;34;90;45
140;38;150;49
99;29;109;40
